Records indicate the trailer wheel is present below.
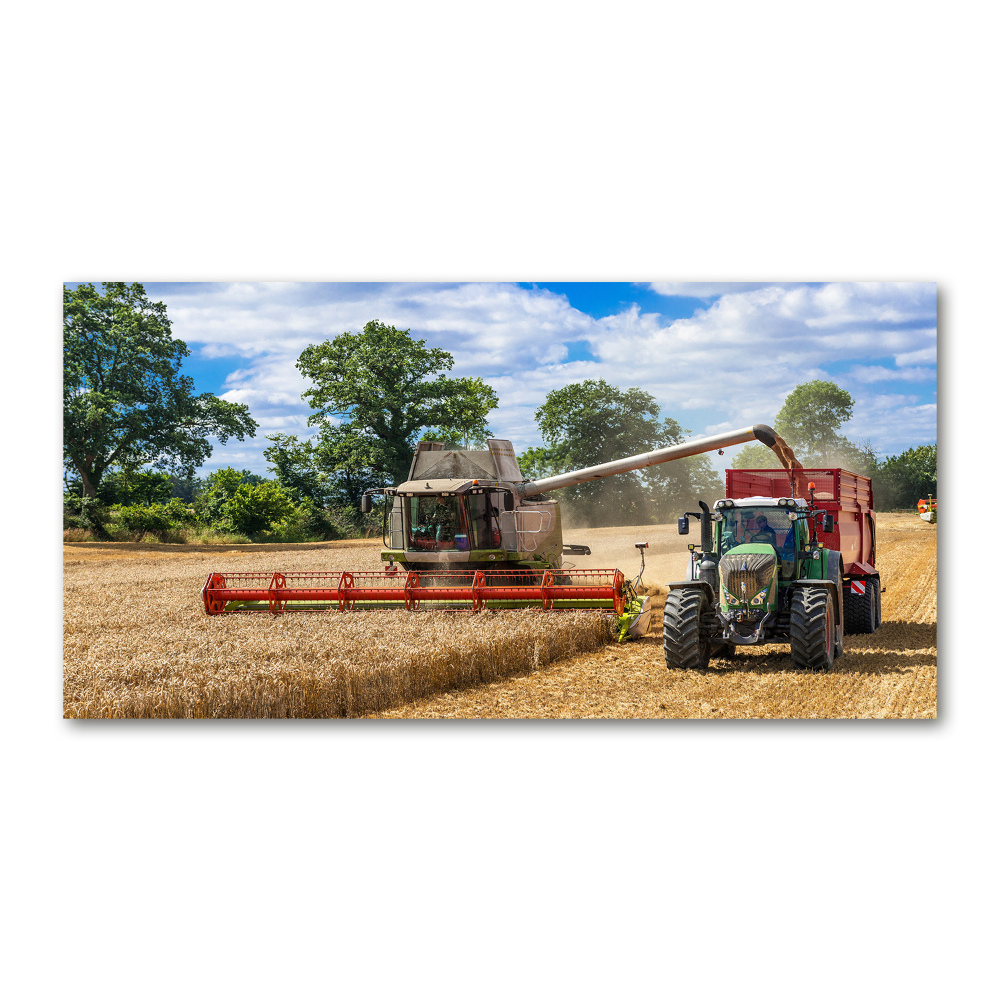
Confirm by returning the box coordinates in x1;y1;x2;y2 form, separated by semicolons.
843;579;877;634
790;587;835;672
663;589;710;670
874;578;882;630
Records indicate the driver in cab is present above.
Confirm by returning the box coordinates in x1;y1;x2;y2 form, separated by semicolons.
748;514;778;547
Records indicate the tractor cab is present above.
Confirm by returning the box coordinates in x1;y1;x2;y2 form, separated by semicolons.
716;496;806;579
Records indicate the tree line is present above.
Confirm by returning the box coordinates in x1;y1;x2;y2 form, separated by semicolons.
728;380;937;510
63;283;936;543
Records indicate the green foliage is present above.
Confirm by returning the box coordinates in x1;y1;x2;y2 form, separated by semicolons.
295;320;500;496
773;380;855;464
524;379;723;526
63;282;257;497
96;470;174;506
63;494;112;539
874;444;937;509
263;434;333;505
730;443;783;469
112;503;173;535
193;467;293;536
226;481;296;536
167;473;200;502
263;430;381;509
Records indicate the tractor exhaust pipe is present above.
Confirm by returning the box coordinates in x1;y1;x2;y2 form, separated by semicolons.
517;424;777;498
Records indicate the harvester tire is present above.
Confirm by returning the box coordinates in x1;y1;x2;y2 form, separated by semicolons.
843;579;877;635
790;587;835;672
663;589;710;670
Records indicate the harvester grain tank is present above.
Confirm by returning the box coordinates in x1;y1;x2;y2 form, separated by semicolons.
664;466;882;672
202;424;782;616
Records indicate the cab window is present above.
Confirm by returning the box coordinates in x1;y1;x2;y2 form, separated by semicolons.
406;495;465;550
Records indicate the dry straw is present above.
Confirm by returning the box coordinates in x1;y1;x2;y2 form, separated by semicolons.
63;544;609;718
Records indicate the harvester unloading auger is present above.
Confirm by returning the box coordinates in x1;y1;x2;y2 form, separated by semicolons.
202;424;783;619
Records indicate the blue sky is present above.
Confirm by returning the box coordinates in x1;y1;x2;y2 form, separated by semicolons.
90;281;937;478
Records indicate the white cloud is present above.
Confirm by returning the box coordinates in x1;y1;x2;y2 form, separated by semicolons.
894;345;937;366
166;281;936;476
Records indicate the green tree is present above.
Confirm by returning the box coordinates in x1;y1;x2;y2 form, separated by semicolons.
773;380;855;465
295;320;499;497
875;444;937;509
730;443;783;469
226;481;296;536
263;434;334;505
63;282;258;497
523;379;723;526
194;467;294;536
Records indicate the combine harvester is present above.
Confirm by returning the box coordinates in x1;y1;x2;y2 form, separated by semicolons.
202;424;784;632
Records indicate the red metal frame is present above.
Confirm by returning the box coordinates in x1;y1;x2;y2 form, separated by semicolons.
202;568;626;616
726;467;877;577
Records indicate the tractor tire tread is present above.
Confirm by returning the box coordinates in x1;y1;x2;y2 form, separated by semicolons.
790;586;835;672
843;578;877;634
663;588;710;670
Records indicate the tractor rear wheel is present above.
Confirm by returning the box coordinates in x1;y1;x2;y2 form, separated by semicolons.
790;587;835;672
663;588;710;670
843;578;877;634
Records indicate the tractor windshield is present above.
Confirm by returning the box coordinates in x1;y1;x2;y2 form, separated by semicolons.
719;506;797;555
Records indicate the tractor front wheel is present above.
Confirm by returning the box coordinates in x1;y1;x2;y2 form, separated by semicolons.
790;587;835;672
663;588;710;670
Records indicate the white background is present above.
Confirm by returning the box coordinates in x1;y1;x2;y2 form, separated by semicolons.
2;3;991;998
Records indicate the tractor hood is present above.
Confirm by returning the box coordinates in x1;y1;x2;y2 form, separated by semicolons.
718;544;778;609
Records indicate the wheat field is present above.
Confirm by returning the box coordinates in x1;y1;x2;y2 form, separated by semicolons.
62;541;607;718
63;513;935;719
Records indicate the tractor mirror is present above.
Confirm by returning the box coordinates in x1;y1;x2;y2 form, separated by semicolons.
360;494;372;514
678;516;689;535
503;492;515;512
822;513;834;532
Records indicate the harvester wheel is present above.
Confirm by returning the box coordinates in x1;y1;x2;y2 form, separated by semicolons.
843;579;877;634
790;587;835;672
663;589;710;670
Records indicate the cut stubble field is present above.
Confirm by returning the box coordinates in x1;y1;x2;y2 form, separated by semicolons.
63;514;936;719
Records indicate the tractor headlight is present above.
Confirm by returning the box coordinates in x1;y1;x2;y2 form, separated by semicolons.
789;512;799;521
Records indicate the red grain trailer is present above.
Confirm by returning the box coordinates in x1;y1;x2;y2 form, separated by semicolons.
726;467;881;631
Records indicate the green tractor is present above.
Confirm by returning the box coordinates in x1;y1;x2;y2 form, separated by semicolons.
664;494;844;672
